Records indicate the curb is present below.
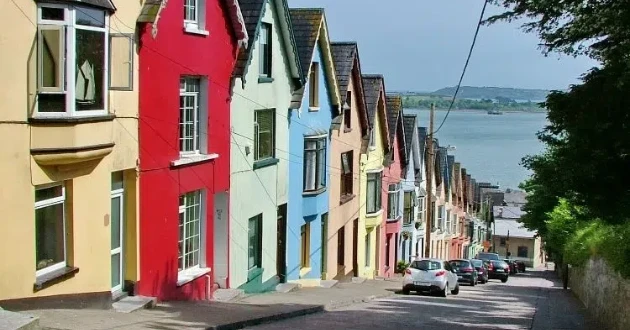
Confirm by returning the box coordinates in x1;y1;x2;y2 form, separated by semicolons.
209;291;395;329
209;305;325;330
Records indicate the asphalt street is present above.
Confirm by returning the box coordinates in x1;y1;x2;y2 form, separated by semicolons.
246;269;598;330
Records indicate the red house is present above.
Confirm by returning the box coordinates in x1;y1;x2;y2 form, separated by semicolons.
136;0;248;300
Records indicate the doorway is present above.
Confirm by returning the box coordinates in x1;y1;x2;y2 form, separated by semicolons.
110;173;124;293
336;225;345;276
276;204;287;283
352;219;358;277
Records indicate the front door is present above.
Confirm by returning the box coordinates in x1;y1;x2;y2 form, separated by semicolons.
276;204;287;283
110;179;124;293
352;219;358;277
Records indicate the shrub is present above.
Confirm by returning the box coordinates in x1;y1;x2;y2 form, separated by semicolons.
396;260;410;274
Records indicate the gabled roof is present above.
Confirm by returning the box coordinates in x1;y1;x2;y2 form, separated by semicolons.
362;74;390;151
418;127;427;164
403;115;417;165
330;42;369;134
233;0;303;86
139;0;248;44
385;94;407;165
288;8;341;110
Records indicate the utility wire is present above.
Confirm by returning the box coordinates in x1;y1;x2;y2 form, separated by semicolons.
433;0;488;135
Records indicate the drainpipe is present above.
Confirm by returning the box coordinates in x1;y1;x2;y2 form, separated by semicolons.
205;275;212;301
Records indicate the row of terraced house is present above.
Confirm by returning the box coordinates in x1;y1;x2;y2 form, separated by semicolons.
0;0;492;307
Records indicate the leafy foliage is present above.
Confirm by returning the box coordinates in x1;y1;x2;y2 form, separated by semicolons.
402;95;543;111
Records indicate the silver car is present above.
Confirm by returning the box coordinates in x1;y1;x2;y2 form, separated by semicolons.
402;258;460;297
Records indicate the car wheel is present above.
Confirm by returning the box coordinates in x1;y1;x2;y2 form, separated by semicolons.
501;277;508;283
451;283;460;295
440;283;449;297
402;288;410;295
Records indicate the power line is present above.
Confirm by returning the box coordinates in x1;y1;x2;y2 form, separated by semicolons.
433;0;488;135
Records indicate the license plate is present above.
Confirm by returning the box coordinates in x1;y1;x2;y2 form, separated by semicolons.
414;281;429;286
457;276;463;279
495;269;503;272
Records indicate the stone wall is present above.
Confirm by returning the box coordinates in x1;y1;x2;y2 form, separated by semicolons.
568;257;630;330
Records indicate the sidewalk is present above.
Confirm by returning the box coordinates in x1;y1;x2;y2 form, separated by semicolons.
21;278;401;330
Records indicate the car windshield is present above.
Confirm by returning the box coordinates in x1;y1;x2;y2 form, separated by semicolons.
471;259;483;267
410;260;441;271
449;260;470;268
477;253;500;260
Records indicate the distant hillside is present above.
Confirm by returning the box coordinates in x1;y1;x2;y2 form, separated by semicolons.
430;86;551;101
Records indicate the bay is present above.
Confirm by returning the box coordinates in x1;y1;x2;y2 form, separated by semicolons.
407;109;548;190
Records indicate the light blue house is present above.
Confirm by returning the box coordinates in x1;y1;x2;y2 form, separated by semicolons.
286;8;341;283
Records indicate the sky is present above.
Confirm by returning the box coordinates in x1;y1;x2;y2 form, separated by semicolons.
288;0;598;92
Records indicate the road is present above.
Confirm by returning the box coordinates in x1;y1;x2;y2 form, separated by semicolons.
246;269;596;330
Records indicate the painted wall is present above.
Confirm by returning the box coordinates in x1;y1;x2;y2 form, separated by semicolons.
327;78;362;280
287;43;333;282
137;0;235;300
0;0;140;301
358;110;387;279
400;144;419;263
383;133;402;277
229;0;296;290
492;236;543;267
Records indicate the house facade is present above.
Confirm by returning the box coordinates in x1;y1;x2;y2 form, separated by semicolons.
327;42;369;280
229;0;303;293
358;75;390;279
286;8;340;284
136;0;248;300
0;0;140;307
492;206;545;267
415;127;429;258
399;114;422;263
383;94;405;277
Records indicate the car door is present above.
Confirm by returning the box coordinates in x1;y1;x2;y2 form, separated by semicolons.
443;261;456;289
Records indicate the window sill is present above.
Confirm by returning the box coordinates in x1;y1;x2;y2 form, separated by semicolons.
184;26;209;36
171;153;218;167
387;215;402;223
303;187;326;197
34;266;79;292
247;267;264;281
258;77;274;83
340;194;356;205
177;267;211;287
366;209;383;218
369;146;376;151
299;267;312;278
29;114;115;124
344;127;352;133
308;107;320;112
253;157;279;170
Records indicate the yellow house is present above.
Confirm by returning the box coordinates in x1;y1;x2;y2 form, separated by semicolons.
0;0;140;307
358;74;390;279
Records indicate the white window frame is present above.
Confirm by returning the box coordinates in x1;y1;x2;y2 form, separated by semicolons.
35;184;67;277
178;190;205;272
36;3;109;118
369;128;376;148
417;196;425;220
437;205;444;230
303;135;327;192
387;183;401;220
259;23;272;78
183;0;206;32
179;76;208;157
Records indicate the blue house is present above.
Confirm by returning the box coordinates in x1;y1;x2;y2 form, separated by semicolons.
286;8;341;283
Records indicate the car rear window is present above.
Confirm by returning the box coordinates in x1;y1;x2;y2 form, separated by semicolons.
477;253;500;260
471;259;483;267
492;260;508;268
449;260;470;268
410;260;441;271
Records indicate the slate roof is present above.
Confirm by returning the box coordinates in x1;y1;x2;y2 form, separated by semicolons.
447;156;455;180
418;127;427;163
403;115;416;163
494;219;536;238
288;8;323;78
330;43;355;98
504;190;527;206
330;42;369;134
494;206;526;219
234;0;265;77
386;94;402;146
362;74;384;127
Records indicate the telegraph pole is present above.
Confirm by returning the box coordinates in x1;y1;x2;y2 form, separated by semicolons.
424;103;435;258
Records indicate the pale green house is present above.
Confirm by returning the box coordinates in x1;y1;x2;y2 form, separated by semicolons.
229;0;304;293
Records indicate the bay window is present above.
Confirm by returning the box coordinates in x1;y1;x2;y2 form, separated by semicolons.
387;183;401;220
36;4;108;117
304;137;326;192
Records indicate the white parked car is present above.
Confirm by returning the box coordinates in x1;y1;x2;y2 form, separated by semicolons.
402;258;460;297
